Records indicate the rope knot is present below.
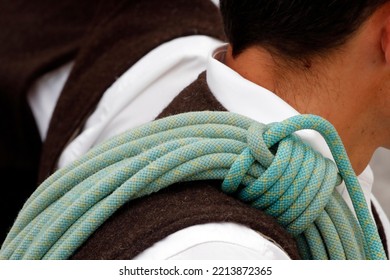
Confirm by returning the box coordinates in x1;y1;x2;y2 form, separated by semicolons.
223;122;341;236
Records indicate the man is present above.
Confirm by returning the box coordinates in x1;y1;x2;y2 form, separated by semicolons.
130;0;390;259
1;0;389;259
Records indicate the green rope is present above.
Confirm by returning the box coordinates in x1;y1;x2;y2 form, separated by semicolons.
0;111;386;260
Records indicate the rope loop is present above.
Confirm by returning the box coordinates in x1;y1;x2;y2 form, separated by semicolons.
222;122;271;194
247;122;274;166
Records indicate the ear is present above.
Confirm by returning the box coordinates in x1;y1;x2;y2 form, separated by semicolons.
381;16;390;64
381;19;390;63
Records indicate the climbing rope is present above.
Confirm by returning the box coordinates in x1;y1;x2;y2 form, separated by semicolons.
0;111;386;260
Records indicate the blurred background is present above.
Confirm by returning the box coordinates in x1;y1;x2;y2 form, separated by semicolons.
371;148;390;217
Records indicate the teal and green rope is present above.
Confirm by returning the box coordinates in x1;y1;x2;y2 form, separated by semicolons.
0;111;386;260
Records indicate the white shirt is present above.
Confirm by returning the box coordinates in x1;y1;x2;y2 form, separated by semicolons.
28;38;390;259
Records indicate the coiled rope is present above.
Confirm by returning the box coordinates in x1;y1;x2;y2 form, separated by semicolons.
0;112;386;260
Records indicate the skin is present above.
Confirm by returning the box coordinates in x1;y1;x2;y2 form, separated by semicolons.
225;3;390;175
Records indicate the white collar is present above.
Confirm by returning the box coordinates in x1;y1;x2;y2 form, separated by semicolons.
206;44;373;210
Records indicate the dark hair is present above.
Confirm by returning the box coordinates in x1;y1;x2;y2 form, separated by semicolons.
220;0;389;59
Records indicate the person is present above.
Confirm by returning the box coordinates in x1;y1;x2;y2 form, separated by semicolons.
1;0;389;259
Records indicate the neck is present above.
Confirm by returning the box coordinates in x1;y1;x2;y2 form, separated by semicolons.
225;45;383;175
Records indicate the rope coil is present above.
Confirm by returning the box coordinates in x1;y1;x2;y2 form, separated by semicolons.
0;111;386;260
